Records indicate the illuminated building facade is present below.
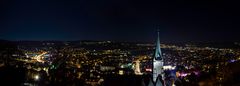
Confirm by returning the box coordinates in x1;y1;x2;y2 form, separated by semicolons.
134;60;143;75
153;31;164;83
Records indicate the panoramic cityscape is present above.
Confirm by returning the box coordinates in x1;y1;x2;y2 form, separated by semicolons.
1;35;240;86
1;0;240;86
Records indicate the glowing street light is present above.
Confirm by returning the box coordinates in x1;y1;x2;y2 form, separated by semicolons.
34;74;40;81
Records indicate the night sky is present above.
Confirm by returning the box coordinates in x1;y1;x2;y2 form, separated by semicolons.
0;0;239;42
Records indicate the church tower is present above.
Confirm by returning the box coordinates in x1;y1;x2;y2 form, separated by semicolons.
153;31;164;82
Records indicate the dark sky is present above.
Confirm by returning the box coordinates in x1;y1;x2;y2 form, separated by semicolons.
0;0;239;42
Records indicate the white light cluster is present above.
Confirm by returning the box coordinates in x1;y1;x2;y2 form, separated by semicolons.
163;65;176;70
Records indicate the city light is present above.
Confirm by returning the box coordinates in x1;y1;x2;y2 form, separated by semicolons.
1;40;240;86
119;70;124;75
34;74;40;81
163;65;176;70
145;68;152;72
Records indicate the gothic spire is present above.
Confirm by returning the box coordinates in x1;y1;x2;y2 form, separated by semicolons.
154;31;163;60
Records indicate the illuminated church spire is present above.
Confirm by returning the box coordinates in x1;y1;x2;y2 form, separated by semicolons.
154;31;162;60
153;30;164;83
